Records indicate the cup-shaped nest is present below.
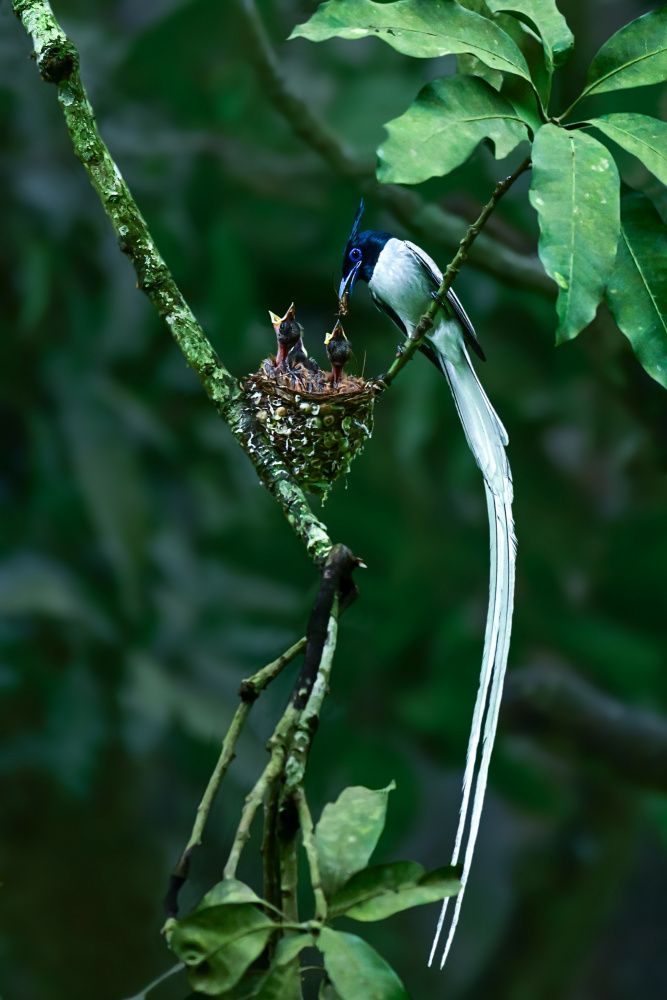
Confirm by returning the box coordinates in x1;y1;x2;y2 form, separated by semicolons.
244;366;375;498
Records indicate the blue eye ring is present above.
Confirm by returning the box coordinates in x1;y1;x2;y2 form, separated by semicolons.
349;247;362;262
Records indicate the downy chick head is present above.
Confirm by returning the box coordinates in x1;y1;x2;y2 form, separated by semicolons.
268;303;304;369
325;320;352;386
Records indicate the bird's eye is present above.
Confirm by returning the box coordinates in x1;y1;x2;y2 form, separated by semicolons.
349;247;362;262
279;321;289;333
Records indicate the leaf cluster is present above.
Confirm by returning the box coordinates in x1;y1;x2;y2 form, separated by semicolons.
167;784;460;998
292;0;667;387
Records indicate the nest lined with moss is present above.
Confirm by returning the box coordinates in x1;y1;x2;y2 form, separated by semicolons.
244;365;375;498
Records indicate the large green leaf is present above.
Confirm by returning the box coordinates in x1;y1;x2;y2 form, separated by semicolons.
606;192;667;391
377;75;529;184
168;904;274;996
581;5;667;100
486;0;573;73
585;114;667;187
314;782;395;898
319;928;411;1000
290;0;532;81
529;124;620;342
329;861;461;920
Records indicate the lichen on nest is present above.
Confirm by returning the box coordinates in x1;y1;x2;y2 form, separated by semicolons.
243;312;376;499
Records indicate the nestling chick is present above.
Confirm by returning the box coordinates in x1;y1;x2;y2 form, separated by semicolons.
268;304;317;373
325;320;352;386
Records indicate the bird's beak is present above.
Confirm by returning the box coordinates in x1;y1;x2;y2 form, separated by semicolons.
268;303;296;335
325;319;347;346
338;262;361;312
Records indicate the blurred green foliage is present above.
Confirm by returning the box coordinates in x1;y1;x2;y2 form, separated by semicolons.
1;1;667;998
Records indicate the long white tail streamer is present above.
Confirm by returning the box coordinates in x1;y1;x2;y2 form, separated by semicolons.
427;345;516;969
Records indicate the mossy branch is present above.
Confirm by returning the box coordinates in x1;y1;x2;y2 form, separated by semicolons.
13;0;332;565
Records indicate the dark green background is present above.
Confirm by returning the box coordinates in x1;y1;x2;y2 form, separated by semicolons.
1;1;667;997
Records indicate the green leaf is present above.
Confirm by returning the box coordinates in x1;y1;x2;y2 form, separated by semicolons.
377;75;530;185
585;114;667;187
168;904;274;995
252;964;301;1000
457;53;504;91
314;783;395;898
606;192;667;390
486;0;573;73
195;879;264;910
290;0;532;82
582;5;667;100
274;933;317;965
329;861;461;921
319;928;411;1000
529;124;620;342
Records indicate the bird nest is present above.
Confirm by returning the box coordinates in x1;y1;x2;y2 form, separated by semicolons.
243;366;375;498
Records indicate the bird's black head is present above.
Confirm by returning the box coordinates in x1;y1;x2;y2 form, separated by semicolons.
339;200;392;304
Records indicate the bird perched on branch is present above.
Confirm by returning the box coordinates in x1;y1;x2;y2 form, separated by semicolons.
325;320;353;386
339;200;516;970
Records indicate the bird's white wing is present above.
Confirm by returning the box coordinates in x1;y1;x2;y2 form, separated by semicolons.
425;331;516;969
404;241;485;360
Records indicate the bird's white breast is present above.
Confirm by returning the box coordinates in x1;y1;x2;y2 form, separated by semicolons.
369;238;463;359
369;239;432;330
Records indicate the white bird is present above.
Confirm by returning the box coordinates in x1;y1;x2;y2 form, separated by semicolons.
339;201;516;969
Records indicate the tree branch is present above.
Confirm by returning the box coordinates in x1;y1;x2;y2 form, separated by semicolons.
13;0;333;566
236;0;554;298
377;156;532;388
503;663;667;792
163;636;308;918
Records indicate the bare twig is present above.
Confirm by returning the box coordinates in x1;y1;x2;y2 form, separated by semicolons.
164;638;308;918
377;156;533;388
223;702;301;881
235;0;553;298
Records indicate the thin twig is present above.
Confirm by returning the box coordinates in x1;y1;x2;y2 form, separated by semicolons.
294;785;328;921
377;156;533;389
165;637;307;917
240;637;307;701
262;778;282;922
235;0;553;298
286;598;339;792
223;702;301;880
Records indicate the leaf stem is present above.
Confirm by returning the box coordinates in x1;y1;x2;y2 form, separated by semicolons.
376;154;533;389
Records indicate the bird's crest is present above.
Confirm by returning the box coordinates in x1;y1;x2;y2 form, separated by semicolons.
348;199;365;243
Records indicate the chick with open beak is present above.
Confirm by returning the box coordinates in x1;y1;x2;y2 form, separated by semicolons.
268;303;317;373
325;320;352;386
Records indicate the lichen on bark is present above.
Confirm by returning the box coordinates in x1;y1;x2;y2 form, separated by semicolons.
13;0;333;566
